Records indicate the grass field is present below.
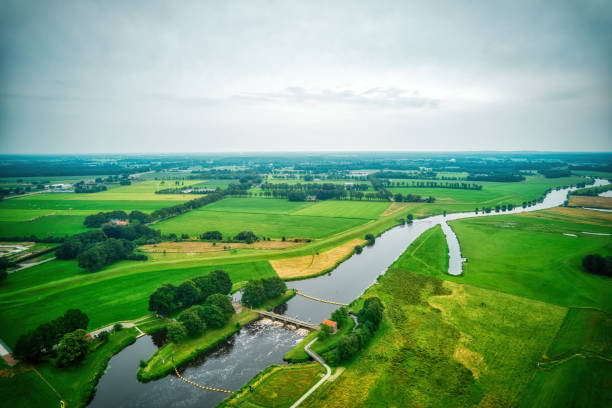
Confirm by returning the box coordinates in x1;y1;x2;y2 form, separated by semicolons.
0;260;276;347
155;198;389;239
446;209;612;311
0;366;61;408
0;180;201;238
518;308;612;407
297;225;566;407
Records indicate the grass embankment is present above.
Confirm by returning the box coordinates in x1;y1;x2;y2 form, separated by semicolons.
518;308;612;407
295;222;566;407
219;363;325;408
284;315;356;363
138;291;296;382
0;328;138;408
446;208;612;311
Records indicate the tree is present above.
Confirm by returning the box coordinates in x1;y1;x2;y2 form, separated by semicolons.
205;294;235;318
192;275;217;300
365;234;375;245
176;281;201;308
0;256;8;284
288;191;307;201
331;307;349;328
14;330;45;363
319;324;332;339
56;329;89;367
393;193;403;202
582;254;612;277
208;270;232;295
129;210;151;224
337;334;360;361
97;331;110;342
242;280;266;307
234;231;258;244
358;297;384;329
199;304;226;328
148;284;178;315
167;322;187;343
178;310;206;337
61;309;89;333
261;277;286;299
354;245;363;254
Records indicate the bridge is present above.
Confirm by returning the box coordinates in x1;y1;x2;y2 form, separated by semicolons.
255;310;321;331
296;291;348;306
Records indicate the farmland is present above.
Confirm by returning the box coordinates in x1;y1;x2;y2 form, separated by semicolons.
155;198;389;239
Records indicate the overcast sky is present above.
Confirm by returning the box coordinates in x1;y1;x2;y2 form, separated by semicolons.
1;0;611;153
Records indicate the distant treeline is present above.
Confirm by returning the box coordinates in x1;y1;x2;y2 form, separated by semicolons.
0;162;149;177
538;169;571;178
466;174;525;182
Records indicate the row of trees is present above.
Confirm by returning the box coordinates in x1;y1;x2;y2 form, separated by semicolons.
149;192;224;221
466;174;525;182
85;209;155;228
334;297;384;362
241;277;287;307
385;181;483;190
393;193;436;203
167;294;235;343
14;309;89;363
148;270;232;316
570;184;612;197
582;254;612;277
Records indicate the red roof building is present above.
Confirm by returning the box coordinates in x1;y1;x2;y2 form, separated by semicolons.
322;319;338;334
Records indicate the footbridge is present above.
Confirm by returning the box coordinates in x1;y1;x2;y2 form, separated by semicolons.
255;310;321;331
296;291;348;306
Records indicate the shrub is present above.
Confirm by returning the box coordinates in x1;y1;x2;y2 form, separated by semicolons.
97;331;110;342
113;323;123;332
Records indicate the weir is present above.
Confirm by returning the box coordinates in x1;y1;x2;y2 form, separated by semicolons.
255;310;321;331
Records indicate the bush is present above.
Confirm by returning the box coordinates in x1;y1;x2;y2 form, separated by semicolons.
582;254;612;277
365;234;375;245
354;245;363;254
97;331;110;342
234;231;258;244
113;323;123;332
139;359;147;368
201;230;223;241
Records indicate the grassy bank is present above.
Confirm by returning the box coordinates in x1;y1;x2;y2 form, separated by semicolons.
219;363;324;407
138;290;296;381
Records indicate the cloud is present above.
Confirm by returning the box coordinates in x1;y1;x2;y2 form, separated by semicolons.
235;86;439;109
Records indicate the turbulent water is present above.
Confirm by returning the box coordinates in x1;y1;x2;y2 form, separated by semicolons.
88;178;609;408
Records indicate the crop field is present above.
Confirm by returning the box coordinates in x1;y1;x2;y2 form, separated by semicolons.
155;198;388;239
300;225;566;407
388;175;588;207
0;260;277;347
446;209;612;311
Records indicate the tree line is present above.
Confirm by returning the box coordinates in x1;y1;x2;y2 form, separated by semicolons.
570;184;612;197
385;180;483;190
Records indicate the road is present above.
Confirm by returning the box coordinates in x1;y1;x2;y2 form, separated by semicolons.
289;338;331;408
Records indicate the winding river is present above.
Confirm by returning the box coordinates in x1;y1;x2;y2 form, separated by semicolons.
88;178;609;408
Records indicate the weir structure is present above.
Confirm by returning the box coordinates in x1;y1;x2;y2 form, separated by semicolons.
255;310;321;331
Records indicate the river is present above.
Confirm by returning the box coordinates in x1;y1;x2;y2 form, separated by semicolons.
88;178;609;408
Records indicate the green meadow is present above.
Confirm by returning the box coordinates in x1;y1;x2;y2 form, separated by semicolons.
155;198;389;238
0;180;199;238
271;225;568;407
0;260;276;347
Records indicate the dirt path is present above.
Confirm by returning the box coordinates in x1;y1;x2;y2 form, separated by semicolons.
290;338;331;408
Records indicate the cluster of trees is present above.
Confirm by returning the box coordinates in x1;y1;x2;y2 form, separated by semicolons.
241;277;287;307
148;270;232;316
392;193;435;203
14;309;89;364
582;254;612;277
234;231;259;244
334;297;384;362
84;209;155;228
56;225;156;271
74;182;107;193
385;180;482;190
373;171;438;180
539;169;571;178
201;230;223;241
0;257;9;284
167;294;235;343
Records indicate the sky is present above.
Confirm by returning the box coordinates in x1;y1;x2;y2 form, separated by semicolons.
0;0;611;153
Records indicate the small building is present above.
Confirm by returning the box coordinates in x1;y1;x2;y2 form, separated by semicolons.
110;219;129;226
322;319;338;334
